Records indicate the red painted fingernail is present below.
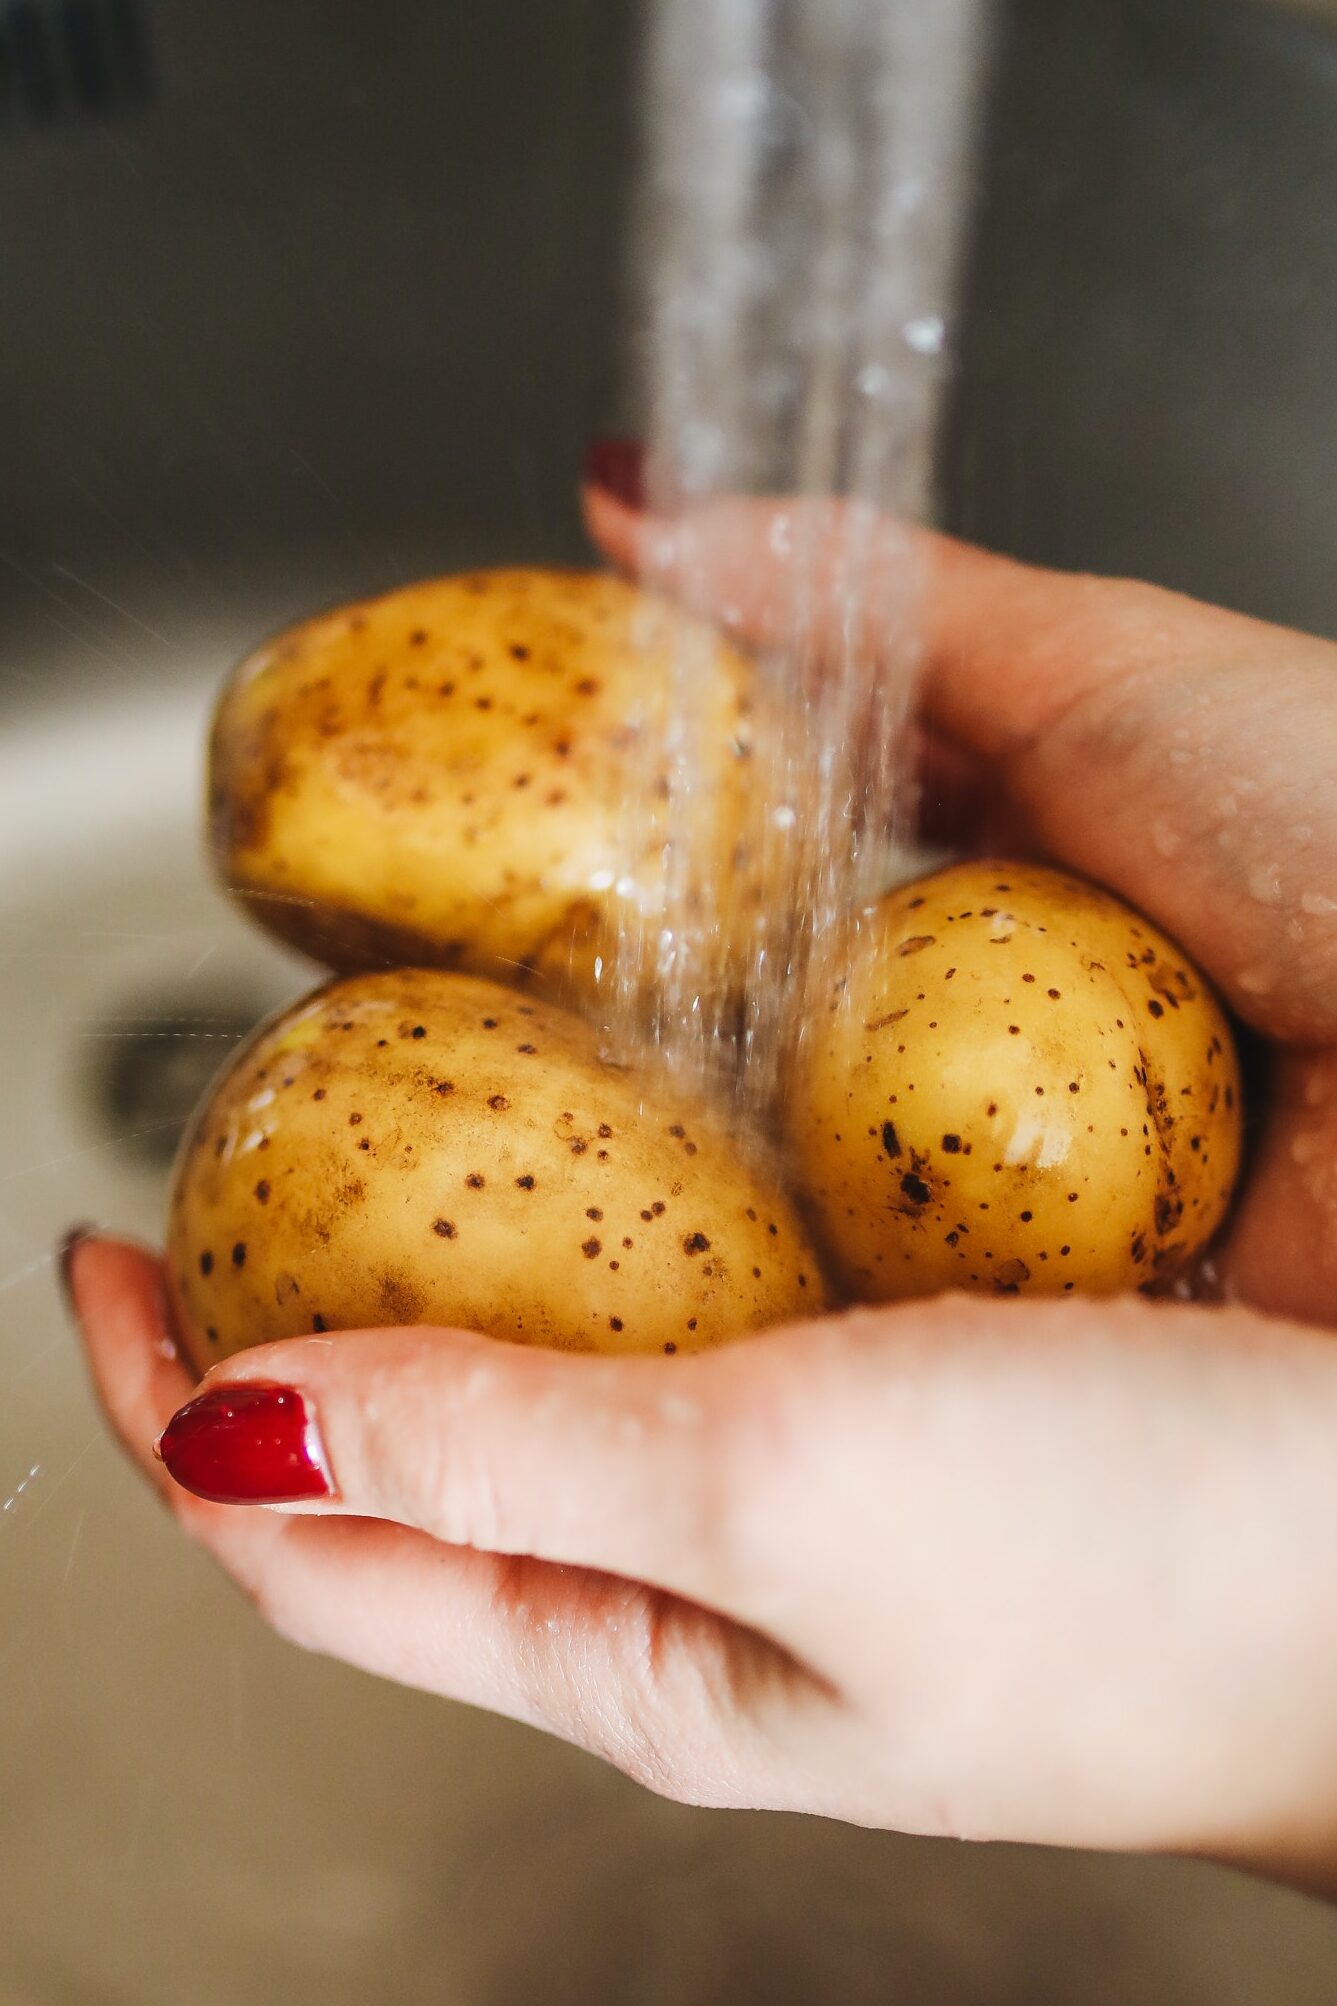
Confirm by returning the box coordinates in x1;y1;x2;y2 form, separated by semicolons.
582;436;646;511
57;1223;96;1309
156;1383;335;1505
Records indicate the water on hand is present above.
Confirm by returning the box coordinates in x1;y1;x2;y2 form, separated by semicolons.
599;0;991;1133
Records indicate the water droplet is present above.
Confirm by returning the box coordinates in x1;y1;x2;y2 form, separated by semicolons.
902;314;946;356
1246;862;1283;906
1301;891;1337;917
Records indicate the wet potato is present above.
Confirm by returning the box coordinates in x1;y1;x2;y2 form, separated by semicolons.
785;861;1243;1301
167;970;826;1371
209;569;760;1007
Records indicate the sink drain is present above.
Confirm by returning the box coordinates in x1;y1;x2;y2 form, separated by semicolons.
79;989;272;1170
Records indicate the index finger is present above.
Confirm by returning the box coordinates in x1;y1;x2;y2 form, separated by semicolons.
584;485;1337;1043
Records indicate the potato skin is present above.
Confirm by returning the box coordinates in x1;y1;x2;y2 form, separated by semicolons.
167;970;825;1370
785;861;1243;1301
209;569;757;1004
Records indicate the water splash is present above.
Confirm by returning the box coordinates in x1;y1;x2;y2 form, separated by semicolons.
605;0;990;1125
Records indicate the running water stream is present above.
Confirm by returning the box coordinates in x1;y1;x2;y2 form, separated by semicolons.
605;0;991;1125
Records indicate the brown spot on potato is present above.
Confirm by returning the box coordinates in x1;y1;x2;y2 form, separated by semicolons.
433;1218;457;1239
487;1094;509;1111
199;1251;214;1277
881;1122;901;1159
254;1180;270;1203
898;935;935;956
683;1232;710;1255
231;1242;247;1269
582;1238;602;1258
900;1173;931;1206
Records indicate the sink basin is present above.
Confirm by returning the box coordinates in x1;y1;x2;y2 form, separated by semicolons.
5;0;1337;1996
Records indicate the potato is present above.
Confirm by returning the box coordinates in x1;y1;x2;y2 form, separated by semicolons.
208;569;760;1007
784;861;1243;1300
166;969;825;1371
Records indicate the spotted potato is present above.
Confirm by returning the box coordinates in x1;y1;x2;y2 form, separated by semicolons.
209;569;760;1008
785;861;1243;1301
167;969;825;1370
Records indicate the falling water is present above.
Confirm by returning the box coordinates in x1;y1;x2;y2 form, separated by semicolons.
606;0;990;1125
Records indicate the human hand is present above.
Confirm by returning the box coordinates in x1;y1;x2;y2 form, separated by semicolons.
67;471;1337;1894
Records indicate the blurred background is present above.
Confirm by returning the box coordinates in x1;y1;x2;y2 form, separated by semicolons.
3;0;1337;1999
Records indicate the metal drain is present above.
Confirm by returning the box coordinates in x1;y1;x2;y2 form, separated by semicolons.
80;989;269;1170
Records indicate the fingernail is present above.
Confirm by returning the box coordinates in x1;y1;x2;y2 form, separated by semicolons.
582;436;646;511
156;1383;335;1505
57;1223;96;1309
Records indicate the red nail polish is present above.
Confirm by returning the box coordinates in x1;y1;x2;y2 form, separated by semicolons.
157;1383;334;1505
582;436;646;511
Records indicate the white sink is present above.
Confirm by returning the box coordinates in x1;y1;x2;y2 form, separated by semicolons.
2;686;1336;2003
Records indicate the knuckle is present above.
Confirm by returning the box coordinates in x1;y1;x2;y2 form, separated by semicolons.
367;1401;512;1554
578;1590;745;1810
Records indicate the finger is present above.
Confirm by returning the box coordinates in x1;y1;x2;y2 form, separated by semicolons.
67;1235;198;1503
217;1513;820;1810
1218;1046;1337;1329
585;485;1337;1043
162;1324;779;1619
68;1233;290;1588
